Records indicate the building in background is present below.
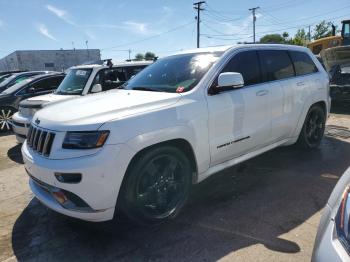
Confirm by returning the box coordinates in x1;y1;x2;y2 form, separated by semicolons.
0;49;101;72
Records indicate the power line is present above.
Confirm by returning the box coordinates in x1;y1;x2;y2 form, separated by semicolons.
101;21;194;50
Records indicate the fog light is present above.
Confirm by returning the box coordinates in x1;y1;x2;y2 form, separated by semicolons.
52;191;68;205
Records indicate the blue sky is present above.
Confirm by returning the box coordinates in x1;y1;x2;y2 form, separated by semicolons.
0;0;349;62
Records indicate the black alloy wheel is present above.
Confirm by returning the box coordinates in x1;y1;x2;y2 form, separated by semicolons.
120;146;192;225
298;105;326;148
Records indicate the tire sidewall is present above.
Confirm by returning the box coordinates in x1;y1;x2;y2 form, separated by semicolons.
120;146;192;225
300;105;325;148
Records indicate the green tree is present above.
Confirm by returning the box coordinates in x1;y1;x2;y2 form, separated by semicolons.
134;53;144;61
259;34;285;44
312;20;333;40
144;52;156;60
290;29;307;46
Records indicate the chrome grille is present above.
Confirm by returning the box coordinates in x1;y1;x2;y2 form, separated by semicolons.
27;125;55;157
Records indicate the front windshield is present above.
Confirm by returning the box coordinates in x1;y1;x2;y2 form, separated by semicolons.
55;68;92;95
0;74;11;84
2;78;33;94
0;74;18;88
122;52;223;93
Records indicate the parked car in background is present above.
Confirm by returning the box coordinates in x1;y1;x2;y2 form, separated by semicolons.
0;73;65;132
22;44;330;223
0;70;26;77
12;60;152;142
0;71;56;93
0;74;13;84
312;167;350;262
329;64;350;103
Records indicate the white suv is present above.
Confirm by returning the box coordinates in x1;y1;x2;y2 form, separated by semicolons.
22;45;330;223
12;61;152;143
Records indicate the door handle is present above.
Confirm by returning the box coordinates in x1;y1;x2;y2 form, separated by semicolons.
297;82;305;86
256;90;269;96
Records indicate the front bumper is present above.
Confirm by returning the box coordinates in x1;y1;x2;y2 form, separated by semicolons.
22;141;133;222
12;112;31;143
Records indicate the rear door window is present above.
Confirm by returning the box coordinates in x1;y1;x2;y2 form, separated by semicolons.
221;50;261;86
259;50;295;81
289;51;318;76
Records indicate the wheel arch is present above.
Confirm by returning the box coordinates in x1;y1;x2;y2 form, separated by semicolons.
293;99;328;139
124;138;198;184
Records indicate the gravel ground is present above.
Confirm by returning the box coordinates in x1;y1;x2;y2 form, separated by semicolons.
1;106;350;262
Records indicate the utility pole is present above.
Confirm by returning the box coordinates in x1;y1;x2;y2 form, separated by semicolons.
193;1;205;48
128;49;131;60
249;6;260;43
85;40;89;59
308;25;311;42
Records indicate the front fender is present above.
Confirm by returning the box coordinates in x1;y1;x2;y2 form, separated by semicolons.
125;125;210;176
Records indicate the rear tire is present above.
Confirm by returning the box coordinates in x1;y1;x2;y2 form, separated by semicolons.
297;104;326;149
0;106;15;132
119;146;192;225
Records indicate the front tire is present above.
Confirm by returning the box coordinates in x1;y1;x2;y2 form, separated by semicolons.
119;146;192;225
297;104;326;149
0;106;15;132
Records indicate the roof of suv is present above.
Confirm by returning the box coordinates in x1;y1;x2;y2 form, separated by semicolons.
176;44;311;55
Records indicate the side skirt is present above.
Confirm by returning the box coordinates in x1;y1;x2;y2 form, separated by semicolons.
197;138;290;183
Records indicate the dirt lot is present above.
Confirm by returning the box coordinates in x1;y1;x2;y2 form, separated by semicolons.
1;107;350;262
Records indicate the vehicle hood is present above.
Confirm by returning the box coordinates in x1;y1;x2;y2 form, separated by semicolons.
34;89;182;131
21;93;77;108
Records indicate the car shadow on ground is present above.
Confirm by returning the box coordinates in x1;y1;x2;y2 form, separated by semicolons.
0;130;13;137
11;134;350;261
7;144;23;164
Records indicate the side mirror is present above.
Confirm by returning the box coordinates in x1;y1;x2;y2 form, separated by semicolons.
217;72;244;92
91;84;102;93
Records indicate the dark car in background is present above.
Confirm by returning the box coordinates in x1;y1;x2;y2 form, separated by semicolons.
0;71;57;93
0;73;65;131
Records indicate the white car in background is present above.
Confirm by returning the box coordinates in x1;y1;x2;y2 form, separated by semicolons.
312;167;350;261
22;44;330;223
12;60;152;142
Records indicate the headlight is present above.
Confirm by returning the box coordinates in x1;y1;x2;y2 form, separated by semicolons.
335;185;350;253
62;131;109;149
19;107;39;117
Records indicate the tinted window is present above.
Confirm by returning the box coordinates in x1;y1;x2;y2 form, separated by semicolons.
259;50;295;81
31;76;64;92
289;51;318;76
222;51;261;86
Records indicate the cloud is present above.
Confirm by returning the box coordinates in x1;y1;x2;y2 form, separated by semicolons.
37;23;57;41
85;30;96;40
123;21;149;34
46;4;76;26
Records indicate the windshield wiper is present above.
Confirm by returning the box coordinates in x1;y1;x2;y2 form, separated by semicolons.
132;87;161;92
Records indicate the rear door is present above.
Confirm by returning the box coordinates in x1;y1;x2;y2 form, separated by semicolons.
287;51;320;137
207;50;271;166
258;50;296;142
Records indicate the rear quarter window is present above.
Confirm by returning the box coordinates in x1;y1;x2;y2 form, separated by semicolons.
289;51;318;76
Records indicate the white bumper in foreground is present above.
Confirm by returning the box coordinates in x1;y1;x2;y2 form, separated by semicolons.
21;141;133;222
